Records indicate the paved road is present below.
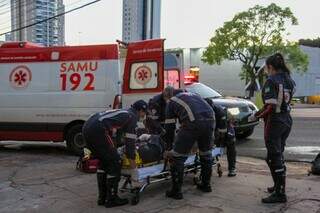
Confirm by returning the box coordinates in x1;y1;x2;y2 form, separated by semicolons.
0;106;319;163
237;107;320;162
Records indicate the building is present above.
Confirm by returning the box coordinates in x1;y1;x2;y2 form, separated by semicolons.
165;46;320;100
10;0;65;46
5;33;12;42
122;0;161;42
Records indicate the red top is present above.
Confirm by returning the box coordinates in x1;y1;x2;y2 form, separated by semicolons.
0;42;119;63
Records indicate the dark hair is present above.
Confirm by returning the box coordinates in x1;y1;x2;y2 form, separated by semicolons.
266;53;291;75
132;100;148;111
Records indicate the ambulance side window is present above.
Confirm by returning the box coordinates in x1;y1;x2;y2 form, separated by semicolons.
164;69;179;89
129;61;158;89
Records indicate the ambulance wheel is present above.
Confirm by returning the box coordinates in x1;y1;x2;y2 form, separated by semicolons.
66;124;85;155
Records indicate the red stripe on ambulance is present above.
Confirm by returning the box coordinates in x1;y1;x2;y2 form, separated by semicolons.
0;44;119;63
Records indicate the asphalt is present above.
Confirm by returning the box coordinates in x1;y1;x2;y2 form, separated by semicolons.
237;106;320;162
0;104;320;212
0;150;319;213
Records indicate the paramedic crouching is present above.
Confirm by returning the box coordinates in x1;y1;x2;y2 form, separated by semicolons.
163;90;215;200
205;98;237;177
82;100;148;208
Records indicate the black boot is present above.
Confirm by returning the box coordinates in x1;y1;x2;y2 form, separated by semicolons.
228;169;237;177
266;159;276;193
166;166;183;200
262;174;287;203
105;177;128;208
227;141;237;177
96;170;107;206
197;156;212;192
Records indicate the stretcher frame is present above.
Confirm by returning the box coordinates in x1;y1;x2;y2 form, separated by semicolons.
120;148;223;205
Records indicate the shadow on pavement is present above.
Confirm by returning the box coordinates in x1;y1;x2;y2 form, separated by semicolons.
0;141;71;156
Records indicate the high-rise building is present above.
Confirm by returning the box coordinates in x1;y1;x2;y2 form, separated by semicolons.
122;0;161;42
10;0;65;46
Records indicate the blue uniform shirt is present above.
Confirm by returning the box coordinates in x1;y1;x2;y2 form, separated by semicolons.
165;92;214;124
97;108;138;159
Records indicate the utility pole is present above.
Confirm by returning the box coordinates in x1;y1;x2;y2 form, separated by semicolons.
18;0;22;41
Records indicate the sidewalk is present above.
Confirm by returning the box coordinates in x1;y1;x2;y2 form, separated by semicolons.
0;156;319;213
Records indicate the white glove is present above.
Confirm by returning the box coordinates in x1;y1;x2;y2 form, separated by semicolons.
117;146;124;156
138;134;151;141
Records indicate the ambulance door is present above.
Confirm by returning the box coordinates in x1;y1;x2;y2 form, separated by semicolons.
164;50;184;89
122;39;164;107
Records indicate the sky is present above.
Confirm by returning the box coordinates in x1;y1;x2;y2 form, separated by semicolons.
1;0;320;48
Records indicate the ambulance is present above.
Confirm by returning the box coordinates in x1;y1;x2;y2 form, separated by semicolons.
0;39;178;154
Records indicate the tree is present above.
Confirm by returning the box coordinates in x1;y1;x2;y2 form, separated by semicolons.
202;3;309;96
299;37;320;48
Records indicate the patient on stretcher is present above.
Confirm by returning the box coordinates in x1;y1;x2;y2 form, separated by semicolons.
119;134;165;169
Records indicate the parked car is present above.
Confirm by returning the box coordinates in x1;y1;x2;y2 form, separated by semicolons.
185;82;259;139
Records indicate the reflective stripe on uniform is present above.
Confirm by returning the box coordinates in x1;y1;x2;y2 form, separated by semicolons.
164;118;176;124
199;150;212;156
170;150;189;157
276;84;284;113
97;169;105;173
147;115;159;120
218;128;227;133
171;96;195;122
98;110;128;121
106;174;117;179
275;168;284;173
265;99;277;104
125;133;137;140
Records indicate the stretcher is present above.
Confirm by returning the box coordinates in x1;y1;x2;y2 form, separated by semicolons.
120;147;224;205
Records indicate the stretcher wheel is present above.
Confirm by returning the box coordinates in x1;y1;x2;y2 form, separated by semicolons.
193;176;200;185
130;188;140;205
217;164;223;177
131;193;140;205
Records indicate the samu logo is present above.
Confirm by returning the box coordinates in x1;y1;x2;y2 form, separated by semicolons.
9;65;32;89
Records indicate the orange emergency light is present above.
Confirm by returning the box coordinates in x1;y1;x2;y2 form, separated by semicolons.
184;66;200;84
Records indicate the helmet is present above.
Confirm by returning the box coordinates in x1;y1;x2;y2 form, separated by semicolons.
132;100;148;112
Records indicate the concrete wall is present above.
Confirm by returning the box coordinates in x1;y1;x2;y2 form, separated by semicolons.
180;46;320;97
291;46;320;97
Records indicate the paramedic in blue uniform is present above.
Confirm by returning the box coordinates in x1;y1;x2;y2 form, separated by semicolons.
147;87;185;149
205;98;237;177
82;100;148;208
253;53;295;203
163;90;215;200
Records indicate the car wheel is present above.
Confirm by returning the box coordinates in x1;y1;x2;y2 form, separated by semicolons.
66;124;85;155
236;128;254;140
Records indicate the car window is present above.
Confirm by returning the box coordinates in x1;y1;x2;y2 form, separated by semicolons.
186;83;222;98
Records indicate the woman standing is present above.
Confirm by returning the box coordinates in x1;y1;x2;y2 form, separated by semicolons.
254;53;296;203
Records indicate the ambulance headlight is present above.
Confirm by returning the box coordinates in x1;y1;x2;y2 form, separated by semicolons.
228;107;240;116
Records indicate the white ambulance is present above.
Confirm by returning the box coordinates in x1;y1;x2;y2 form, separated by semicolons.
0;39;172;154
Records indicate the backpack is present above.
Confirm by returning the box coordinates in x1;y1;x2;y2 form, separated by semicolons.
311;153;320;175
76;148;100;173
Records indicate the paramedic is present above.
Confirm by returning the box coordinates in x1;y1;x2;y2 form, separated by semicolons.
147;87;185;149
163;91;215;199
205;98;237;177
253;53;295;203
82;100;148;207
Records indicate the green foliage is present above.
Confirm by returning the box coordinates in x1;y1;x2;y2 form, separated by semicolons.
299;37;320;48
202;3;309;83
